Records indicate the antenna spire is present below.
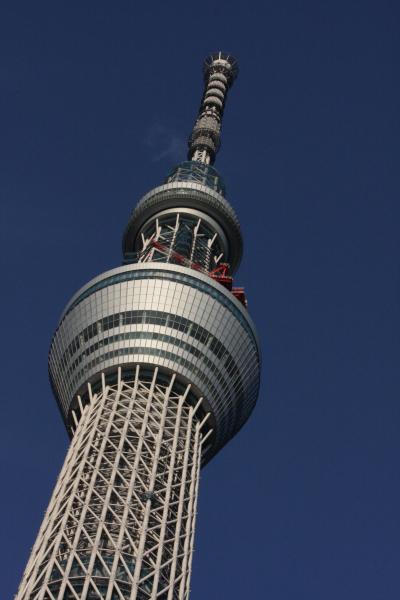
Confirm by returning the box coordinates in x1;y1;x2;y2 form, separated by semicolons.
188;51;238;165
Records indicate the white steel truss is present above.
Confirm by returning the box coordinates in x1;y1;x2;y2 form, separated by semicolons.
17;367;211;600
138;213;221;273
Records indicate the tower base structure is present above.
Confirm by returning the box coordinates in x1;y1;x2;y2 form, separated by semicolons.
17;367;210;600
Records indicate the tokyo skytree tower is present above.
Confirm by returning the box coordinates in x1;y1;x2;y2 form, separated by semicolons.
16;52;261;600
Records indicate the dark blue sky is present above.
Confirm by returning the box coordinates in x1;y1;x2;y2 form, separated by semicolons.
1;1;400;598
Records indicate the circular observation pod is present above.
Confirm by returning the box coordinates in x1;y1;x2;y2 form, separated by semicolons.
49;263;261;461
123;182;243;273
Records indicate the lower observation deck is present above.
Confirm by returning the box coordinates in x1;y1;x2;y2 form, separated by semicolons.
49;263;261;460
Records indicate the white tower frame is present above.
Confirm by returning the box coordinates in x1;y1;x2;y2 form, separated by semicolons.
16;368;211;600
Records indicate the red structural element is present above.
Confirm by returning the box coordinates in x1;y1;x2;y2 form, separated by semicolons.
150;240;204;272
150;243;248;308
232;287;248;308
209;263;230;277
210;264;247;307
209;263;233;290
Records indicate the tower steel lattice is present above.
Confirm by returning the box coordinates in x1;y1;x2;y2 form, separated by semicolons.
16;52;261;600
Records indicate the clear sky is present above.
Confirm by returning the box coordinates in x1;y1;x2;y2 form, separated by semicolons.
1;1;399;598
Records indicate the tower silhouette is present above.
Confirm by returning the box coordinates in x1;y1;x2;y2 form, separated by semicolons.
16;52;261;600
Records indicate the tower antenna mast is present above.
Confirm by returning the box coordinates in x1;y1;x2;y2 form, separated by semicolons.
188;51;238;165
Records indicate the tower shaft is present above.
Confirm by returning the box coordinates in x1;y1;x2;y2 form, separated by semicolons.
16;52;261;600
17;368;209;600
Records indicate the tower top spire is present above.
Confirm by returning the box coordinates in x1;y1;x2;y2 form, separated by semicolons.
188;51;238;165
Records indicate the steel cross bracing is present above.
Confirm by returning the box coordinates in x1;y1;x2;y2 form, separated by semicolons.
138;213;223;273
16;367;211;600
